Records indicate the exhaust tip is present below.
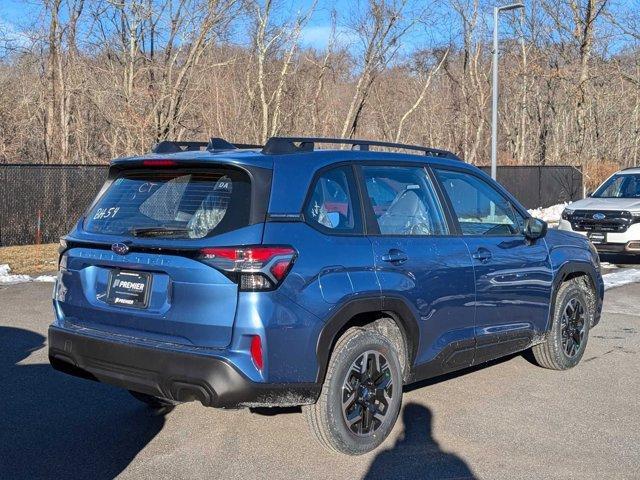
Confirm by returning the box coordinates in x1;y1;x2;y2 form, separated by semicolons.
169;381;214;406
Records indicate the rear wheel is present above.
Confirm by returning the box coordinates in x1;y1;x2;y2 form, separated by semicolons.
304;328;403;455
532;278;593;370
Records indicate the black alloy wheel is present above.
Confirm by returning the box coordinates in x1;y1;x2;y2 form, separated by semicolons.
560;297;586;357
532;278;593;370
304;327;403;455
341;350;394;436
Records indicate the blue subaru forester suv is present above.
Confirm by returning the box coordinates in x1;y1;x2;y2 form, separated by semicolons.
49;137;604;455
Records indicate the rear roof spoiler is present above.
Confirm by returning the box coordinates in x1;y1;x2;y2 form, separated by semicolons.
151;138;262;154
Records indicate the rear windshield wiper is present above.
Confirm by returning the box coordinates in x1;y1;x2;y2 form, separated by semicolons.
129;227;193;237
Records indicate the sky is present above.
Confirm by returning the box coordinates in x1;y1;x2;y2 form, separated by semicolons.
261;0;458;52
1;0;637;55
0;0;455;54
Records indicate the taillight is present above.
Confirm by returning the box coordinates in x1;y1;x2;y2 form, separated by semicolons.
198;246;296;291
250;335;264;371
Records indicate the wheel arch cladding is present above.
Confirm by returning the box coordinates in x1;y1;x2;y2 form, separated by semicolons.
314;296;420;384
549;261;602;330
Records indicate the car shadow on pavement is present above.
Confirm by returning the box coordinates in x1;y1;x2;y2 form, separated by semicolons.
0;326;166;479
364;403;477;480
405;352;521;393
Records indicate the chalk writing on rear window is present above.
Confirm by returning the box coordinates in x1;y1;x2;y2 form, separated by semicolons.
93;207;120;220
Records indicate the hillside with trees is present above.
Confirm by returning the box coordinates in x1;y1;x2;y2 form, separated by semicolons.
1;0;639;188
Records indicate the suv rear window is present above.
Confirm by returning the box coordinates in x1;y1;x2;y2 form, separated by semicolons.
84;169;251;239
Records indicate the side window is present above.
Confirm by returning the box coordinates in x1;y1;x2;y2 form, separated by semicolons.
362;166;448;236
305;166;362;233
434;168;524;236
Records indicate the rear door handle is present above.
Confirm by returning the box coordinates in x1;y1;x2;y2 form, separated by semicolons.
382;249;408;264
472;248;492;262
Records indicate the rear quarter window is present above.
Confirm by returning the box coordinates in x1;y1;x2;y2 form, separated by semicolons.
304;166;362;234
84;169;251;239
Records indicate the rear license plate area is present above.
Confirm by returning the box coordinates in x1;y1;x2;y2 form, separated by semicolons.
106;270;152;308
588;232;606;244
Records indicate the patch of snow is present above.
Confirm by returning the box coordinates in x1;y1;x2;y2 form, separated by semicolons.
0;274;33;285
33;275;57;283
0;264;57;285
603;269;640;291
528;202;568;224
0;264;33;285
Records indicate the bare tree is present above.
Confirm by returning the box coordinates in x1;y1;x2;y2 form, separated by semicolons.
247;0;315;143
395;48;448;142
341;0;416;138
0;0;638;190
542;0;610;161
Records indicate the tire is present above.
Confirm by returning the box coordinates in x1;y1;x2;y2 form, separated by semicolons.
532;278;593;370
304;327;403;455
128;390;177;409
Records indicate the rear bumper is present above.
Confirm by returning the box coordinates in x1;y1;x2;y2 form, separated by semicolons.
48;326;320;408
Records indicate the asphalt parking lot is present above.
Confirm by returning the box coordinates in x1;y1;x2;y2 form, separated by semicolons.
1;281;639;480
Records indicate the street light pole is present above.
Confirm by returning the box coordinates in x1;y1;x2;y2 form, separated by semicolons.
491;3;524;180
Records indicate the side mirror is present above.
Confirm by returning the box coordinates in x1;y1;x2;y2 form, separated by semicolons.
524;217;548;241
586;191;593;197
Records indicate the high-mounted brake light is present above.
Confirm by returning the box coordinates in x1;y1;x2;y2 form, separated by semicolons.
198;246;297;291
142;159;177;167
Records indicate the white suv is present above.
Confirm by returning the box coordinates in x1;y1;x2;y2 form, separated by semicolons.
559;167;640;260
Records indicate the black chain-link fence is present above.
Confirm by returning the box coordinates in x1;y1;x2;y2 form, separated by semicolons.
0;165;108;246
0;164;583;247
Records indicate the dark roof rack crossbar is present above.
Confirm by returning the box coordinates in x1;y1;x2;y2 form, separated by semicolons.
151;138;262;154
152;140;208;154
261;136;461;160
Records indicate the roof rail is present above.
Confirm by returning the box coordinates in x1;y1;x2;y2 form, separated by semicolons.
261;136;462;160
151;138;262;154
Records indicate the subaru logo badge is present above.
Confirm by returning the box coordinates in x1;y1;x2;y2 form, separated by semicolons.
111;243;129;255
592;213;606;220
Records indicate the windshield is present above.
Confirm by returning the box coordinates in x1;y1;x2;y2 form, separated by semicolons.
593;173;640;198
84;168;251;238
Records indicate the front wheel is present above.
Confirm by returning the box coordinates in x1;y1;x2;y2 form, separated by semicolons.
304;328;403;455
532;278;593;370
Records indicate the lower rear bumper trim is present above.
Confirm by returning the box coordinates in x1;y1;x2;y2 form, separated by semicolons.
48;326;320;408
